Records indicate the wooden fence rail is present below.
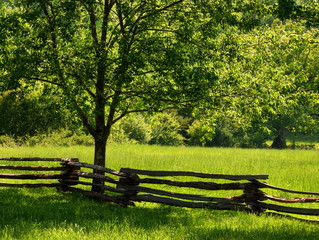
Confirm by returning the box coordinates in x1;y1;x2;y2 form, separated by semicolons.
1;157;319;222
0;157;79;188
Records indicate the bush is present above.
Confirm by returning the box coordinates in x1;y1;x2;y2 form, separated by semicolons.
120;114;151;144
150;112;184;146
187;120;235;147
187;120;206;146
0;89;79;137
108;124;131;145
69;134;95;146
211;126;234;147
234;131;270;148
23;130;94;147
0;135;17;148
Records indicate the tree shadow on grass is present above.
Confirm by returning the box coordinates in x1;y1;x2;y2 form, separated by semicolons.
0;188;318;239
0;187;182;238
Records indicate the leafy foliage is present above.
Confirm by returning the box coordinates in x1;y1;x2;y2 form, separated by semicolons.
195;19;319;148
120;114;151;144
0;87;78;136
150;112;184;146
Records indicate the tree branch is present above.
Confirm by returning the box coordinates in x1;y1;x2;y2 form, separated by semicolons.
30;77;62;87
41;3;64;85
101;0;115;50
126;25;138;54
128;0;184;44
112;106;187;125
156;0;185;13
72;99;97;138
115;1;125;37
139;0;185;22
112;109;148;124
139;28;176;33
105;90;121;137
65;73;96;99
84;2;100;56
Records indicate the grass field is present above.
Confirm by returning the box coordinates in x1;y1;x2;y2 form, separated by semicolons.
0;145;319;239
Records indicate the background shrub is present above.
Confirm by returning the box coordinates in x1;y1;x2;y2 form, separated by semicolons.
150;112;184;146
187;120;206;146
120;114;151;144
0;135;17;148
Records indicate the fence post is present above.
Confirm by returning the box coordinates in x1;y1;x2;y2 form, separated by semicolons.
243;182;267;214
58;158;80;191
116;168;140;207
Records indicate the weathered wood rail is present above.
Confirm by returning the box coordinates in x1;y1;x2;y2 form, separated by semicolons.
1;157;319;222
0;157;79;188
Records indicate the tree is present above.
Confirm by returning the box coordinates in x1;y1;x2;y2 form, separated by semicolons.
0;0;223;191
215;20;319;148
250;20;319;148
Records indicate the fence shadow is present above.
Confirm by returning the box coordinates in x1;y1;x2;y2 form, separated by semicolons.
0;188;177;236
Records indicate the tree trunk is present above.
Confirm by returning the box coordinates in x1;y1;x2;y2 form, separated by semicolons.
271;127;287;149
91;54;108;193
92;137;107;193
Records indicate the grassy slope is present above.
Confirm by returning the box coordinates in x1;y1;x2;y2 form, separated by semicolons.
0;145;319;239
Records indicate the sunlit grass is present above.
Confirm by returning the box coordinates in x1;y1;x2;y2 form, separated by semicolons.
0;145;319;239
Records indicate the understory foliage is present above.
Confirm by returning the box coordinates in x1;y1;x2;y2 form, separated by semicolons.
0;111;318;149
149;112;184;146
0;86;79;136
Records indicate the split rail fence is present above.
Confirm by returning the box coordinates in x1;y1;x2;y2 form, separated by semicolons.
1;157;319;222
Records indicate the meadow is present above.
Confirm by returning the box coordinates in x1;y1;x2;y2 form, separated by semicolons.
0;145;319;240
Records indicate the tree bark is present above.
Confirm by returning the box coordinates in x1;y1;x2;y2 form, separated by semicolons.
92;58;108;192
92;137;107;193
271;126;287;149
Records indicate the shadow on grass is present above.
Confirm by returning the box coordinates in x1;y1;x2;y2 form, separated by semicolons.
0;187;182;238
0;187;318;239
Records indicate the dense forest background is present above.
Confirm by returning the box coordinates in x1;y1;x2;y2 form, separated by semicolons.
0;0;318;149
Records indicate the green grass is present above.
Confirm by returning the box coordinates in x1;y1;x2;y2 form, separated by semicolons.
0;145;319;239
